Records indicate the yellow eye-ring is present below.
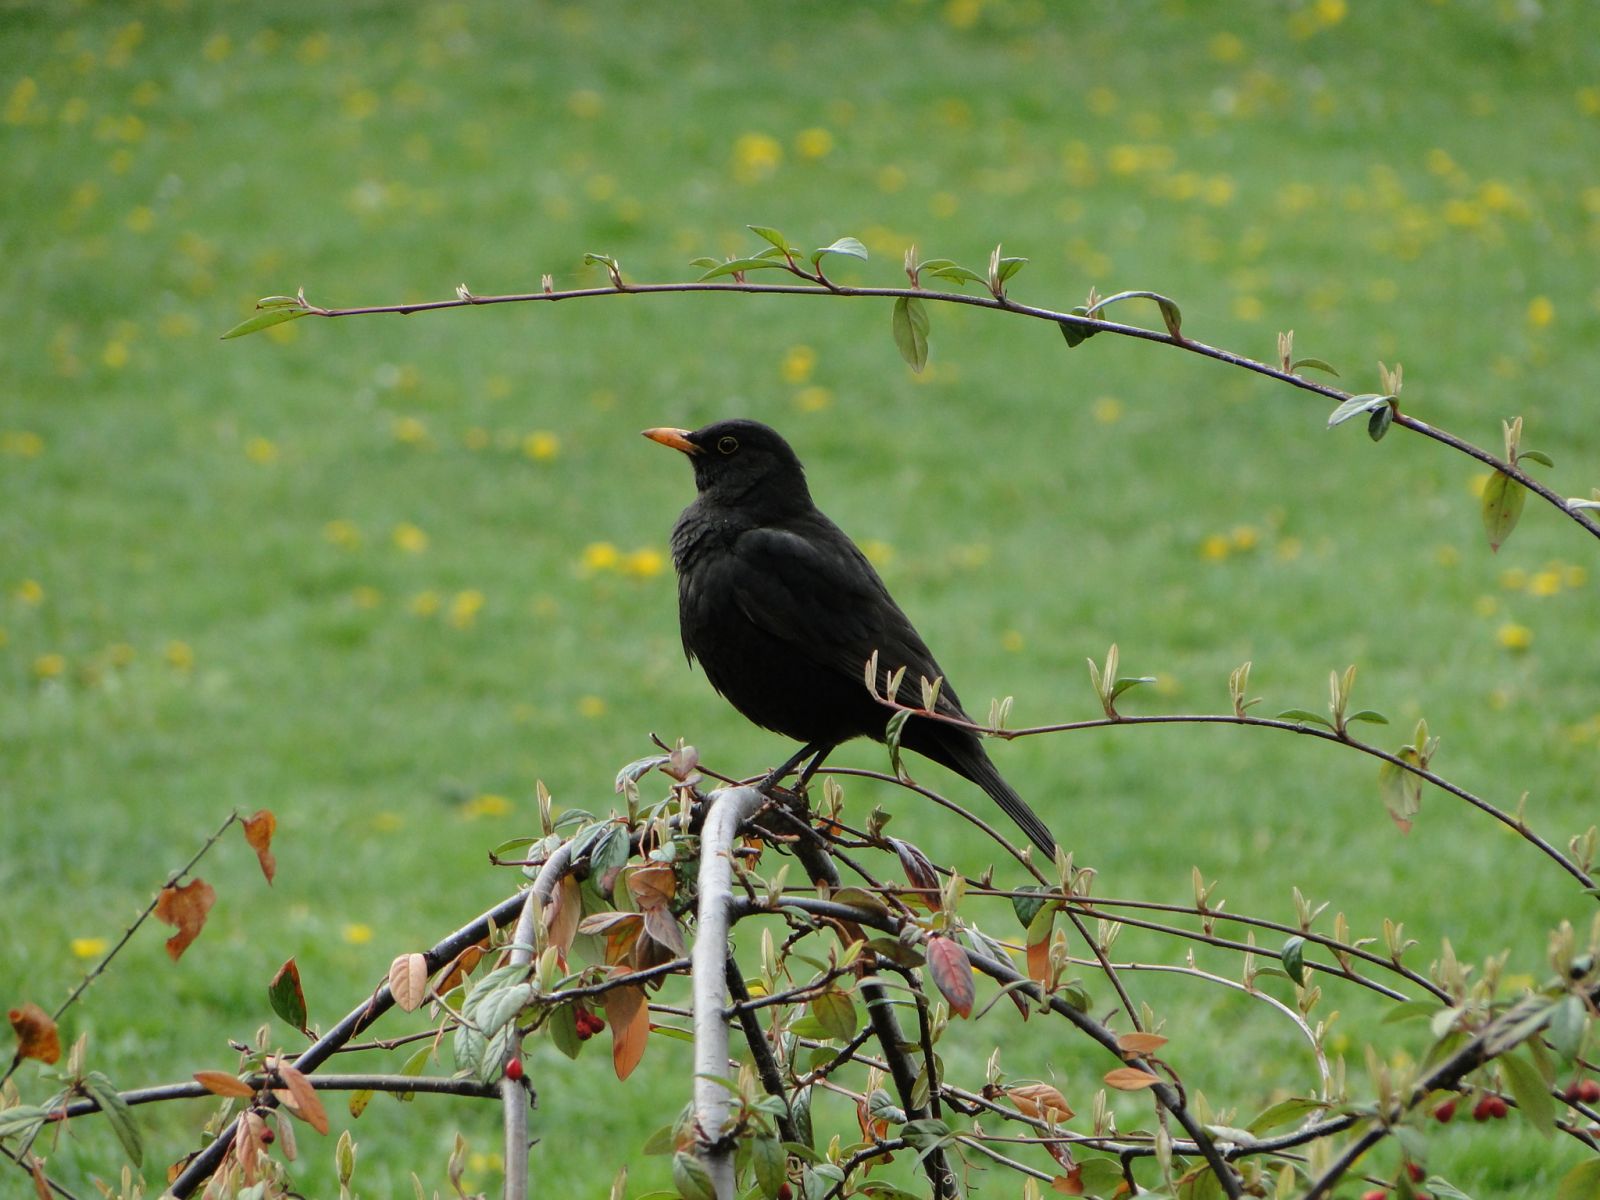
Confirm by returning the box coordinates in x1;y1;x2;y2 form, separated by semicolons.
717;436;739;454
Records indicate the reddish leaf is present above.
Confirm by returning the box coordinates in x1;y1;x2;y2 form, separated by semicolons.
434;942;484;996
926;935;975;1018
891;838;939;900
387;953;429;1013
273;1058;330;1135
155;878;216;960
268;958;310;1034
7;1002;61;1064
1052;1165;1083;1194
626;863;677;910
1103;1067;1161;1091
242;809;277;884
194;1070;256;1099
601;981;649;1080
544;873;582;965
1116;1032;1169;1057
1006;1082;1075;1123
642;905;687;956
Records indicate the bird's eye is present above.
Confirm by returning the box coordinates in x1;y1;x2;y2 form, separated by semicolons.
717;436;739;454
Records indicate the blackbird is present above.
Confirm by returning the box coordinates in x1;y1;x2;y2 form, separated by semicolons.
643;418;1057;858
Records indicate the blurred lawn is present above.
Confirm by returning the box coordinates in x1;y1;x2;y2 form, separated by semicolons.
3;1;1598;1195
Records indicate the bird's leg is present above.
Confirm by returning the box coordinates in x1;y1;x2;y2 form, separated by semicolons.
793;745;833;792
756;741;826;795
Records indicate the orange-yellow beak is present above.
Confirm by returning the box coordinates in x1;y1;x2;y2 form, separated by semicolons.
642;427;699;455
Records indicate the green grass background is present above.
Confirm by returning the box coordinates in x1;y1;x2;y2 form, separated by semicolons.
3;0;1598;1195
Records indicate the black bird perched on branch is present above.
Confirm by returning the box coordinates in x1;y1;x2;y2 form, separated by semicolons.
643;418;1057;858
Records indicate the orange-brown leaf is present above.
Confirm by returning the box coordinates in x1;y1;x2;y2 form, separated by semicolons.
1103;1067;1161;1091
28;1155;50;1200
625;863;677;911
1006;1082;1075;1124
155;878;216;960
388;953;429;1013
601;982;649;1081
1026;929;1052;985
7;1002;60;1064
1052;1166;1083;1195
242;809;277;884
273;1059;330;1135
1116;1032;1169;1057
925;935;975;1018
194;1070;256;1099
544;873;582;963
434;942;484;996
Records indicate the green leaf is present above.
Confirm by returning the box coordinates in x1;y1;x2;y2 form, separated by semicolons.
1011;885;1048;928
697;257;789;281
1379;750;1423;832
0;1105;49;1140
884;709;912;782
1368;404;1395;441
1110;675;1157;702
811;989;859;1041
1558;1159;1600;1200
1059;306;1099;347
1501;1049;1555;1138
751;1133;787;1200
1382;999;1442;1025
1277;709;1334;730
1480;471;1527;552
672;1151;717;1200
747;226;791;253
995;255;1028;284
810;237;868;266
891;295;930;373
1245;1096;1321;1133
1290;357;1339;377
1280;936;1307;986
548;1003;582;1059
1326;394;1393;429
1519;449;1554;468
914;258;958;274
268;958;309;1034
687;257;720;269
1345;709;1389;726
221;307;307;340
83;1070;143;1167
1548;993;1587;1061
928;264;986;287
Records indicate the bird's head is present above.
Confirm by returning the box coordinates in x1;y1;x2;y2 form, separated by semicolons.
643;419;813;512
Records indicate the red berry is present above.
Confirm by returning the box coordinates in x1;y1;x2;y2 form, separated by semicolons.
505;1057;524;1081
588;1016;606;1034
1406;1162;1426;1183
1488;1096;1509;1119
1361;1190;1386;1200
260;1127;275;1145
1472;1095;1496;1122
777;1186;792;1200
1433;1099;1456;1123
1579;1080;1600;1103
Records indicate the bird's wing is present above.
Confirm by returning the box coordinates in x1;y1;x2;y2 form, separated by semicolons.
720;522;968;715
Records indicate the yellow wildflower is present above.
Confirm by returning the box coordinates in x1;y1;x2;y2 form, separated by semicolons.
1092;397;1122;424
71;937;109;959
523;431;560;461
392;523;429;554
463;793;511;819
780;345;816;384
1526;296;1554;329
342;923;373;944
732;132;783;183
621;549;666;578
409;590;440;616
449;589;485;628
794;127;833;159
1496;622;1532;651
15;579;44;605
577;695;607;718
34;653;66;680
245;436;278;464
323;519;362;549
581;542;620;572
165;641;194;670
1200;534;1231;562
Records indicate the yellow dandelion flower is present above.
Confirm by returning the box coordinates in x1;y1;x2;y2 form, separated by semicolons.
463;426;490;450
621;549;666;578
1562;564;1587;588
1473;595;1499;617
584;173;615;201
1433;544;1459;567
1578;86;1600;116
1314;0;1346;24
1526;296;1555;329
245;436;278;464
780;344;816;384
0;628;9;649
342;923;373;945
795;127;834;159
0;430;43;457
15;579;44;605
165;640;194;670
201;32;231;62
1230;525;1260;551
943;0;980;28
463;793;511;819
323;518;362;549
1208;32;1245;63
392;522;429;554
107;643;135;667
1499;567;1527;591
342;88;378;121
4;77;40;125
1443;198;1483;228
297;32;331;64
1200;534;1231;562
1000;629;1024;653
34;653;66;680
567;89;603;119
1086;86;1117;116
102;340;130;369
1092;396;1122;424
1527;570;1562;597
449;589;485;628
351;585;382;609
1496;622;1532;651
860;540;894;567
577;695;607;718
732;132;783;183
392;415;428;445
523;431;560;461
71;937;109;959
126;205;154;233
1275;537;1303;562
409;590;440;617
930;192;960;219
877;164;907;193
794;386;833;413
581;542;620;572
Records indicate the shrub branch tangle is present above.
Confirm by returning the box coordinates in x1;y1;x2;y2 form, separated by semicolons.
6;231;1598;1200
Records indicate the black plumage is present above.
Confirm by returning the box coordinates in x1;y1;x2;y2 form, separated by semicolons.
644;418;1057;858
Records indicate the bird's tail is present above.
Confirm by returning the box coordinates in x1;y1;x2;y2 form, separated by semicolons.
909;726;1058;859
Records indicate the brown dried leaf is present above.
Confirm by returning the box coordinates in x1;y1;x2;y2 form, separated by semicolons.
891;838;939;897
7;1002;60;1064
273;1058;330;1135
28;1155;50;1200
601;981;649;1081
925;935;975;1019
1103;1067;1161;1091
1006;1082;1075;1124
194;1070;256;1099
388;953;430;1013
544;873;582;963
242;809;277;884
435;942;485;996
1052;1166;1083;1195
1116;1032;1169;1057
155;878;216;960
1026;928;1052;985
626;863;677;911
642;905;687;957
